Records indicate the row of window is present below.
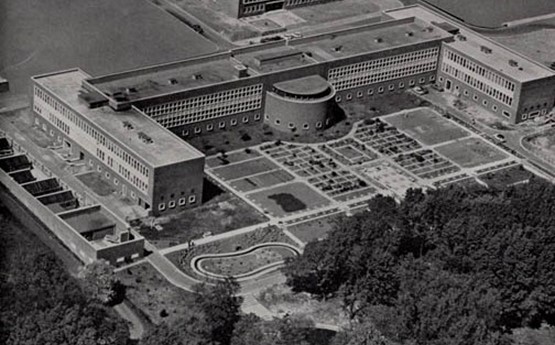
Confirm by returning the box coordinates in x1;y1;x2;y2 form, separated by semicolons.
441;63;514;106
158;195;196;211
48;113;70;135
443;49;516;92
181;114;260;136
34;87;150;181
328;47;439;91
243;3;263;13
272;118;326;129
286;0;323;6
335;76;432;102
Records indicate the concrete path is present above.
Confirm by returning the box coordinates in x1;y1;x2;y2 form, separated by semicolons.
114;302;146;340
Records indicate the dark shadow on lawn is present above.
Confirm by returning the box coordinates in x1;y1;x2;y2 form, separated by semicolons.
202;178;225;203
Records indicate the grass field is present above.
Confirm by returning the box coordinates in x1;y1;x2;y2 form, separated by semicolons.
246;182;331;218
385;108;469;146
0;0;218;94
477;165;534;189
287;214;339;243
229;169;295;193
211;157;279;181
435;138;508;168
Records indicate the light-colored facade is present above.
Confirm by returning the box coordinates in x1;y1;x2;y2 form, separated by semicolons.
223;0;342;18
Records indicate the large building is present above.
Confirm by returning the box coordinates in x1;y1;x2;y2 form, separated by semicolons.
32;70;205;216
223;0;341;18
386;6;555;123
31;5;555;216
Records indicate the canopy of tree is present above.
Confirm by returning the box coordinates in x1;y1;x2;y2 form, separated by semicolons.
283;179;555;345
0;206;129;345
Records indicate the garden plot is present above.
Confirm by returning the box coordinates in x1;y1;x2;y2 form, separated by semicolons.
307;170;375;202
384;108;469;146
357;161;422;198
319;138;379;166
435;137;508;168
246;182;331;218
393;149;460;180
354;118;421;156
260;143;339;178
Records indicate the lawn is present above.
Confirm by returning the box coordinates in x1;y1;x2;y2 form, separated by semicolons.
435;137;508;168
210;157;280;181
135;179;268;248
384;108;469;146
286;214;340;244
246;182;331;218
198;245;297;277
76;171;116;196
167;225;297;280
477;165;535;189
229;169;295;193
116;262;197;326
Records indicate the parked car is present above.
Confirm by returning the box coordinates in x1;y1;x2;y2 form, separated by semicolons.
413;86;428;95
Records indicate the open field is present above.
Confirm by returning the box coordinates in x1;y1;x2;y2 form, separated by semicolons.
435;138;508;168
0;0;217;94
116;262;196;326
210;157;280;181
385;108;469;146
477;165;535;189
246;182;331;217
286;214;339;243
525;129;555;163
229;169;295;193
135;180;267;247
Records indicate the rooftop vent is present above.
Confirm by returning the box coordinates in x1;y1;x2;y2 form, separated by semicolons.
112;91;128;102
375;37;383;43
406;31;414;37
456;34;467;41
126;87;137;94
168;78;178;85
138;132;153;144
509;59;519;67
332;45;342;52
192;74;203;80
480;46;492;54
122;121;134;130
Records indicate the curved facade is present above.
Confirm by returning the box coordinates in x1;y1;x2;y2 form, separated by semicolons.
264;75;336;132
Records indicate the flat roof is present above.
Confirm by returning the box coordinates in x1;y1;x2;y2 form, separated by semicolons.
274;75;331;96
61;208;115;234
293;21;447;62
91;58;241;101
33;69;204;167
386;6;555;82
85;17;450;103
421;0;555;29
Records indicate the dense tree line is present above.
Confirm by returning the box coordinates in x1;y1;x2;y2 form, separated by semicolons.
284;179;555;345
0;207;129;345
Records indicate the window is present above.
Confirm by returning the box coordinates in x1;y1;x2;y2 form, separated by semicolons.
492;105;498;112
188;195;196;204
529;111;540;118
265;114;270;120
439;76;444;82
242;116;249;123
288;122;295;129
316;121;323;129
399;82;405;89
275;119;281;125
522;113;528;120
131;192;136;199
303;123;309;130
231;119;238;126
357;91;363;98
473;95;479;101
206;124;213;131
114;178;119;185
378;87;384;93
97;166;102;172
464;90;469;96
368;88;374;95
219;121;225;128
194;127;201;134
89;159;93;167
168;201;176;209
254;113;261;121
502;110;511;118
182;129;189;137
409;80;416;86
105;172;110;179
419;77;425;84
388;84;394;91
50;129;54;136
346;93;352;100
158;203;166;211
335;96;342;102
179;198;186;206
429;75;436;81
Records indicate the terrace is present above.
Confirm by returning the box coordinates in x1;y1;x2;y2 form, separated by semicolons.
21;178;63;197
0;154;32;173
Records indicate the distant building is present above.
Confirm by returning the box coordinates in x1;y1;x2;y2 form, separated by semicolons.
223;0;342;18
386;6;555;123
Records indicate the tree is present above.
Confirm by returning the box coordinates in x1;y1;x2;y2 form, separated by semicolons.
193;278;243;345
231;315;314;345
332;319;391;345
79;259;122;304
